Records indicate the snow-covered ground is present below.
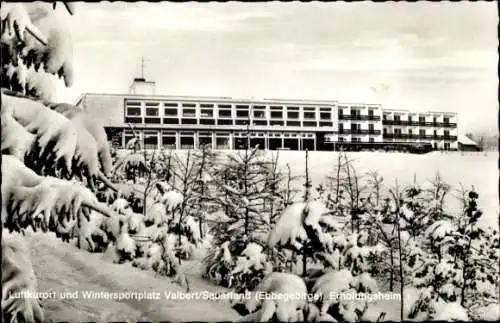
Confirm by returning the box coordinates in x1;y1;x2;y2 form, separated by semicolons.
19;231;240;322
277;151;498;227
19;150;496;322
159;150;498;226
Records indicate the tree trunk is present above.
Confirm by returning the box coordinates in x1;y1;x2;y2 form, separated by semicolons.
302;247;307;277
397;214;404;320
389;246;394;292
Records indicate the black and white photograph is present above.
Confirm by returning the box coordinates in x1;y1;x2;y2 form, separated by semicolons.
1;1;498;322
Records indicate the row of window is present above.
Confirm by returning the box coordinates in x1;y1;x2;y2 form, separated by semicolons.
337;137;376;143
383;115;454;123
338;109;378;117
124;130;316;139
122;130;317;150
123;116;334;127
339;123;378;131
126;100;335;111
125;106;334;120
384;129;453;136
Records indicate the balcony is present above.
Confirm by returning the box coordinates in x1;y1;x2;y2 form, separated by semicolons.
382;119;408;125
339;115;381;121
442;122;457;128
383;133;421;140
338;129;381;135
443;135;458;141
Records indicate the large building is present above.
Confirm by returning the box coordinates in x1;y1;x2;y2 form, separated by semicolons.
75;78;458;152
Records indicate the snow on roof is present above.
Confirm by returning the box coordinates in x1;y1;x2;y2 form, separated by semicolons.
458;134;479;146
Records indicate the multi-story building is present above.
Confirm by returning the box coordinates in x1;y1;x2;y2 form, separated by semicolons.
75;78;458;151
382;109;458;150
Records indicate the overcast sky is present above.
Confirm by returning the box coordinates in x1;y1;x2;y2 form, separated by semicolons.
57;1;497;133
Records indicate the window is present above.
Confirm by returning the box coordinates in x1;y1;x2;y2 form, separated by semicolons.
408;129;413;135
320;112;331;120
183;109;196;117
146;107;158;116
143;131;158;150
182;103;196;108
126;107;141;116
199;132;212;147
216;137;230;149
339;124;344;132
235;120;248;125
303;112;316;119
236;110;249;118
351;123;359;131
200;119;215;125
369;124;374;131
124;130;137;148
271;111;283;119
164;102;178;107
219;109;232;117
351;137;360;143
236;105;249;109
287;121;300;126
444;130;450;137
218;104;231;109
394;115;401;122
126;101;141;106
125;116;142;123
200;103;214;108
164;108;178;116
419;129;425;136
287;111;299;119
433;130;437;136
383;128;387;134
200;109;213;117
218;119;233;125
253;110;265;118
145;117;161;124
253;120;267;126
419;116;425;122
408;116;412;122
433;116;437;123
444;142;450;150
368;109;374;116
162;132;176;148
302;121;317;127
369;138;375;143
163;118;179;124
180;133;195;149
338;137;344;142
444;117;450;123
181;118;197;125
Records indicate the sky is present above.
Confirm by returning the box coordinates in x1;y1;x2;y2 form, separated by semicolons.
54;1;497;134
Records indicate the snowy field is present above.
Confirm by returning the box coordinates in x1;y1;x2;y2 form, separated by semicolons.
8;150;498;322
278;151;499;227
160;150;499;227
11;231;240;322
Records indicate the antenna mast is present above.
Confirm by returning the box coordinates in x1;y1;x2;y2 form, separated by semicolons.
137;56;149;79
